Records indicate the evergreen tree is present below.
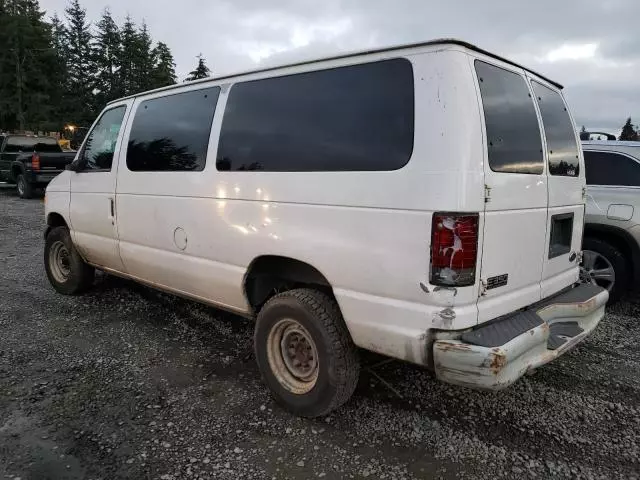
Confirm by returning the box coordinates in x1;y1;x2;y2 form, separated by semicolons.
50;13;66;57
0;0;178;132
133;21;155;93
185;55;211;81
64;0;94;125
119;15;137;96
579;125;589;140
150;41;177;88
48;12;67;127
93;8;121;107
619;117;639;141
0;0;59;131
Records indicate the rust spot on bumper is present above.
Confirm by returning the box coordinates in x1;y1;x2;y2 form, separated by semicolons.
489;352;507;375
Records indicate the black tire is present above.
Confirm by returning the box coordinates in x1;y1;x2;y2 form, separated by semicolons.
16;174;33;199
254;288;360;417
582;237;628;304
44;226;95;295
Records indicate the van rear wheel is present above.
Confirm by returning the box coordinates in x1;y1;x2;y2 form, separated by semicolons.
254;288;360;417
44;226;95;295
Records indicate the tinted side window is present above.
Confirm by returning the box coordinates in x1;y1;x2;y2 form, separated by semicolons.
127;87;220;172
532;81;579;177
475;61;543;174
217;59;414;172
81;106;127;171
584;151;640;186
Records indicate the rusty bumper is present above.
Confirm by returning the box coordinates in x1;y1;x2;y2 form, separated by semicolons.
433;284;608;390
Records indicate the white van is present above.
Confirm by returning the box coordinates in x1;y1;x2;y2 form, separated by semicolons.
44;39;608;417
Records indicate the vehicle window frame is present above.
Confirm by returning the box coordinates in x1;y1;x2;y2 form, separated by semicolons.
76;105;128;173
216;58;415;172
583;149;640;187
474;59;544;175
530;80;580;178
125;86;220;173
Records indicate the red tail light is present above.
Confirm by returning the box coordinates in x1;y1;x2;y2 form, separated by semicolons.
430;213;479;287
31;153;40;171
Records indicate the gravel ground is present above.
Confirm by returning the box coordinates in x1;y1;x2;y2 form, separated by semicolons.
1;188;639;480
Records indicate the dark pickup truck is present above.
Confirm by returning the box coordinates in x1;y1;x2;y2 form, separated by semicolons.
0;134;76;198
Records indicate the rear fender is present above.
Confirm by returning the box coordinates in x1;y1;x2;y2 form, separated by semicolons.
584;223;640;289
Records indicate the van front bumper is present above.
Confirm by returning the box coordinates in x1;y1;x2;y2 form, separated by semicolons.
433;283;608;390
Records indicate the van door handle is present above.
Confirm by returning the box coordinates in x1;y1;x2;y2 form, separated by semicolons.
109;198;115;223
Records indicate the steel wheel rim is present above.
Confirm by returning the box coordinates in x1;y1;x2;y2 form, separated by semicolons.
266;318;319;394
49;241;71;283
582;250;615;292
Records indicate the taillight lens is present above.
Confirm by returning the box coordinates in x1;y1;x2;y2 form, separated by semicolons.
31;153;40;171
430;213;479;287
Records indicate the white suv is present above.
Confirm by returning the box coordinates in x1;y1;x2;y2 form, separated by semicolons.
582;140;640;303
44;39;608;417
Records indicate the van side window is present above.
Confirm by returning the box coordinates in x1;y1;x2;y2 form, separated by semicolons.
127;87;220;172
584;151;640;186
216;58;414;172
81;106;127;171
475;61;543;174
531;81;580;177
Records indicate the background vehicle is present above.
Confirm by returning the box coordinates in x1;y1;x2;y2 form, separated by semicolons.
0;134;76;198
44;40;607;416
582;140;640;303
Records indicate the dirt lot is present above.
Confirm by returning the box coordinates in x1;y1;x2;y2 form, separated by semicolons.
1;188;639;480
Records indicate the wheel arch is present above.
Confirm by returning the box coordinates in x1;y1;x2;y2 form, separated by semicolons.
45;212;69;239
583;223;640;288
243;255;335;314
10;162;24;182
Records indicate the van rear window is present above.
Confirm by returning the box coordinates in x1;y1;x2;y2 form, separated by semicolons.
216;58;414;172
531;81;580;177
475;61;543;174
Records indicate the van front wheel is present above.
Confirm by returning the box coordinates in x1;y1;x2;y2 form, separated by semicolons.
44;226;95;295
254;289;360;417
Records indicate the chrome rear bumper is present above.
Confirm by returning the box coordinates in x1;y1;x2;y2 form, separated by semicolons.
433;283;608;390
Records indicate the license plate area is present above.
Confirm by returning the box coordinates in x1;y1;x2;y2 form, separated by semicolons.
549;213;574;259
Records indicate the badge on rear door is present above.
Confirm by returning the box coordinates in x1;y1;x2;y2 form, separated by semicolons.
486;274;508;290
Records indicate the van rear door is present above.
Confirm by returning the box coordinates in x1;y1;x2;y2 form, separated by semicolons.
473;60;548;323
529;79;584;297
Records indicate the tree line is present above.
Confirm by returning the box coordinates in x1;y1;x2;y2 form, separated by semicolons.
618;118;639;141
0;0;212;134
580;117;639;141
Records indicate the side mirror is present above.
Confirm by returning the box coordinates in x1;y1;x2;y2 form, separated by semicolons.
65;163;80;172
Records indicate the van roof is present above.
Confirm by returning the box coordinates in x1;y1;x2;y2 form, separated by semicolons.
109;38;563;105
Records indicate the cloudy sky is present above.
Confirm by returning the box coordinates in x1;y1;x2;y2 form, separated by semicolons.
40;0;639;133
